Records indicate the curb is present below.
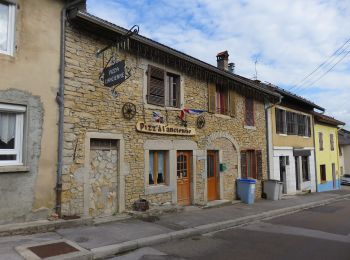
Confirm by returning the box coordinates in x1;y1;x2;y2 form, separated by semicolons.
91;194;350;259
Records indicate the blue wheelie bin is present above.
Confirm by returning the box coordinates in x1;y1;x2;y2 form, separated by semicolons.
236;179;256;204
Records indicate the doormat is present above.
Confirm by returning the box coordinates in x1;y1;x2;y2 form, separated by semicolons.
15;239;92;259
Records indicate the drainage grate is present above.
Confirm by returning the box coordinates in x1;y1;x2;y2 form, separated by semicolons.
28;242;79;258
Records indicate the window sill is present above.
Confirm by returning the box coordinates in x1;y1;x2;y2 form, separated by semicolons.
143;103;182;112
244;125;256;130
278;133;287;136
214;113;231;119
0;52;15;61
0;165;29;173
145;185;173;195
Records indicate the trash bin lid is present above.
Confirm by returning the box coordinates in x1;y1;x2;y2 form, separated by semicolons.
265;179;280;183
237;178;256;184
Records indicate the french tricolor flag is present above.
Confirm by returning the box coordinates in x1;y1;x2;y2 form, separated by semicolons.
179;108;206;120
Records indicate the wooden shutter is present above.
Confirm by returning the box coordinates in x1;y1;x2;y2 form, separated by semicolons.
276;108;281;133
330;134;334;151
240;151;247;178
229;89;236;117
319;132;323;150
256;150;263;180
307;116;311;137
147;65;165;105
245;97;254;126
208;83;216;113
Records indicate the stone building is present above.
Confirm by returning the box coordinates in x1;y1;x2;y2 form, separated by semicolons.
60;7;281;218
0;0;65;224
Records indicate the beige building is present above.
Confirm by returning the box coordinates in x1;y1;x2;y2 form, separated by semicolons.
0;0;65;224
58;7;281;218
265;85;325;194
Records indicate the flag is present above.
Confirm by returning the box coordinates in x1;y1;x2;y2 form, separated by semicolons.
179;108;206;120
152;111;163;123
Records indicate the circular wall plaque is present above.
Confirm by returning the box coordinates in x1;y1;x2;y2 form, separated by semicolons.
122;102;136;120
196;115;205;129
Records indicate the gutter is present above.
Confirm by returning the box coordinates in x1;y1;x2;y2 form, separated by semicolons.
264;95;282;180
56;0;85;217
69;11;280;100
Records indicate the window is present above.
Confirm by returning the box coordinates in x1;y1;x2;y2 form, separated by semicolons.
215;85;228;115
245;97;254;126
0;2;15;56
320;164;326;182
297;114;306;136
149;150;167;185
339;146;343;156
319;132;324;151
340;166;343;175
0;103;25;166
302;156;309;181
276;108;286;134
330;134;334;151
147;65;180;108
287;112;297;135
241;150;262;179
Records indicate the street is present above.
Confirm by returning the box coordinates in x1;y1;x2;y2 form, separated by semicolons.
115;198;350;260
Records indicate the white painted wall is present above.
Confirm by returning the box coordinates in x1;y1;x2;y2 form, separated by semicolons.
272;147;316;194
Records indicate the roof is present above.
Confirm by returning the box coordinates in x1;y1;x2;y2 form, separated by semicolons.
313;112;345;126
67;10;281;100
258;82;325;111
339;129;350;145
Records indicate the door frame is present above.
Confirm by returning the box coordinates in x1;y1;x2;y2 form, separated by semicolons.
84;132;125;217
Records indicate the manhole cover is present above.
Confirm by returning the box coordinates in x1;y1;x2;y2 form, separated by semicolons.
28;242;78;258
16;239;92;260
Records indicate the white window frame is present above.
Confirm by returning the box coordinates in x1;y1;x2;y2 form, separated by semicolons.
0;2;15;56
0;103;25;166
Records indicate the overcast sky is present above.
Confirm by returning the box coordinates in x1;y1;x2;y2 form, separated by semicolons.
87;0;350;130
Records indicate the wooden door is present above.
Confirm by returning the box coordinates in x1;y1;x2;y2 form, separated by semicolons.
177;151;191;206
207;151;218;201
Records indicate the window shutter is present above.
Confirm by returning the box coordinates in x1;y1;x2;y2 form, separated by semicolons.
147;65;165;105
208;83;216;113
229;89;236;117
245;97;254;126
276;108;281;134
319;132;323;150
307;116;311;137
240;151;247;178
256;150;263;180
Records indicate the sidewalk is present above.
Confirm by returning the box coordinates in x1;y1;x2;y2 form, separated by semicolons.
1;187;350;260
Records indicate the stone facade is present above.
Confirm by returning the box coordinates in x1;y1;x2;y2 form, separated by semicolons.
61;23;269;217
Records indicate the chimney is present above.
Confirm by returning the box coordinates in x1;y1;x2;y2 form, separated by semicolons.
216;51;229;71
228;62;235;74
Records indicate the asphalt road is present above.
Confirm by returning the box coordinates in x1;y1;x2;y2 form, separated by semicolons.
115;198;350;260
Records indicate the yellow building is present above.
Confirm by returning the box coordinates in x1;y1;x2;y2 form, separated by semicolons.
314;113;345;192
265;85;325;194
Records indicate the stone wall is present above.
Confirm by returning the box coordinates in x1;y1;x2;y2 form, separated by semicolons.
61;24;268;216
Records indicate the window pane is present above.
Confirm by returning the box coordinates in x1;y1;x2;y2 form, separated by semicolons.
157;151;165;183
0;112;16;149
0;3;9;52
0;154;16;161
149;151;154;185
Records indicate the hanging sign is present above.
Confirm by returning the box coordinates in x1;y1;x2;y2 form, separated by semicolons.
104;60;125;87
136;121;196;136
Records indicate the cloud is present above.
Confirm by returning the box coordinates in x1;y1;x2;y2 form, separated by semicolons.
87;0;350;129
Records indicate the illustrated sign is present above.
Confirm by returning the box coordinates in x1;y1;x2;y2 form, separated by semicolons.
136;121;196;136
104;60;125;87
